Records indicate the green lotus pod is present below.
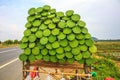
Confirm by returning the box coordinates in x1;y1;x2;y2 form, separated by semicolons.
86;58;94;65
52;28;60;35
32;47;40;55
40;17;47;21
28;8;36;15
48;35;56;43
36;7;43;13
48;23;56;29
57;33;66;40
19;53;27;61
35;54;43;60
62;16;70;21
56;47;64;54
40;37;48;45
71;14;80;22
77;20;86;27
66;10;74;16
50;8;56;13
39;24;47;30
85;33;91;39
67;20;76;28
72;47;80;55
41;48;48;55
33;20;41;27
63;28;72;34
69;39;79;48
85;39;94;46
27;15;35;22
20;43;28;49
43;5;51;11
43;55;50;62
67;33;75;41
24;48;31;55
41;12;49;17
79;45;88;51
49;50;56;55
78;59;84;64
81;28;88;34
52;17;60;23
44;19;52;25
25;22;32;28
28;54;36;62
56;12;64;17
24;29;31;36
82;51;91;58
74;53;82;60
43;29;51;36
46;43;52;49
60;39;68;47
28;34;36;42
89;45;97;54
72;26;81;34
29;42;35;48
58;21;66;28
79;39;85;44
64;46;71;52
48;14;55;18
21;36;28;43
76;34;84;39
52;41;60;49
59;59;66;64
35;30;43;38
37;42;44;49
67;58;75;64
35;14;41;19
65;52;73;58
56;53;65;59
31;28;38;32
50;55;58;63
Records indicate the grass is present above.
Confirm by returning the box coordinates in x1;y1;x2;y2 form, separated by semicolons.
92;41;120;79
0;44;19;48
92;57;120;80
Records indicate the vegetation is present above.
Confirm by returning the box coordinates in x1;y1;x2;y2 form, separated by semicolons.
91;40;120;79
0;39;20;48
92;58;120;80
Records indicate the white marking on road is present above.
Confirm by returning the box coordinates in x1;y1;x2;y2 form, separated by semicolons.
0;58;18;69
0;49;17;53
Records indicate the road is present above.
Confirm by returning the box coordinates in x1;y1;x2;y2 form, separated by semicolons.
0;47;23;80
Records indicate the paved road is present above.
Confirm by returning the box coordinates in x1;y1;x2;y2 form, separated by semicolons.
0;47;23;80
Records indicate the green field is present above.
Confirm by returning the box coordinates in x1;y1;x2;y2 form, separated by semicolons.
92;41;120;79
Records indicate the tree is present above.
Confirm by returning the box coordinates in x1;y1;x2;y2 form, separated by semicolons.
14;39;19;44
0;41;1;44
3;40;13;44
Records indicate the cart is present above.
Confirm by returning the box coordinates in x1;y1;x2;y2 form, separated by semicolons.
22;60;92;80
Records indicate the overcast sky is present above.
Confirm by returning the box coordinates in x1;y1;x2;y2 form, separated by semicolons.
0;0;120;41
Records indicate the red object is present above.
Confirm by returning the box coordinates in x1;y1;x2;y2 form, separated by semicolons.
30;67;37;78
104;78;115;80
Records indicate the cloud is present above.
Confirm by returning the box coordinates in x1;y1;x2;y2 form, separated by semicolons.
0;0;120;41
0;23;24;41
38;0;96;12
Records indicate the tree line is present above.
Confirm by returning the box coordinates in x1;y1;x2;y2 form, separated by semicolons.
0;39;21;45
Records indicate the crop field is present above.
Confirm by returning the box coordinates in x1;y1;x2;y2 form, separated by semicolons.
95;41;120;61
92;41;120;79
95;41;120;51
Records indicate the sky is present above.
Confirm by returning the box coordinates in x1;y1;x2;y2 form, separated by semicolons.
0;0;120;41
